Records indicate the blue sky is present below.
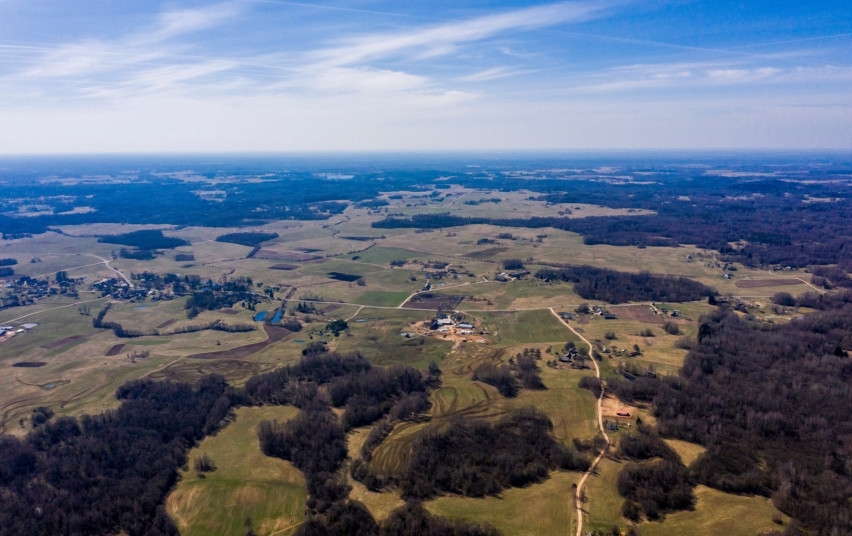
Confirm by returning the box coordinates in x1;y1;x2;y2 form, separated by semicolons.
0;0;849;153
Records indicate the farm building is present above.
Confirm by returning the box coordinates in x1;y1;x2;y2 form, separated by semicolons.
430;318;453;330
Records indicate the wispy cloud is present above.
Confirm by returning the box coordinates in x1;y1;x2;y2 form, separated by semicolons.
458;66;535;82
307;1;612;69
572;60;852;94
2;0;617;103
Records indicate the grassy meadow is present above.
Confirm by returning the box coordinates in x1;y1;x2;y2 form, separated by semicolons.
166;406;306;536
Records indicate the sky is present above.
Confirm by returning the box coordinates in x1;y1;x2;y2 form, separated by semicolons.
0;0;850;153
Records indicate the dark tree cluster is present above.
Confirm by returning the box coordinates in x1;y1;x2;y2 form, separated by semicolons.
119;248;156;260
501;258;525;270
214;232;279;247
472;350;545;397
400;408;590;499
472;364;518;397
650;305;852;534
379;502;501;536
0;375;234;536
244;351;372;405
614;425;693;521
536;265;713;304
328;366;428;430
98;229;189;249
258;409;350;514
617;460;694;521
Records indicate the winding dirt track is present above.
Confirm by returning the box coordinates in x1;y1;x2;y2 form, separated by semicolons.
549;308;610;536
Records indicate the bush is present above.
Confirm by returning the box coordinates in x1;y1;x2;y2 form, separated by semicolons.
674;336;694;349
194;453;216;474
662;321;681;335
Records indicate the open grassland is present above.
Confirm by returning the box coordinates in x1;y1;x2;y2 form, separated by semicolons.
355;290;411;307
639;485;788;536
664;439;706;467
425;470;580;536
478;309;576;346
583;457;630;533
166;406;306;536
335;320;453;370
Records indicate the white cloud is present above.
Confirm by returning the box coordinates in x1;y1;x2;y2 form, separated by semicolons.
458;66;534;82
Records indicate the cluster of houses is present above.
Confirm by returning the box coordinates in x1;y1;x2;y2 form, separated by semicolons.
92;278;153;301
429;316;477;335
558;345;579;363
494;270;530;282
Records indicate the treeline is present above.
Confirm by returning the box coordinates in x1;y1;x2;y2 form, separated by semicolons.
618;305;852;533
536;265;713;304
98;229;189;249
471;349;545;397
399;408;590;499
214;232;279;247
372;174;852;269
615;425;693;521
0;375;235;536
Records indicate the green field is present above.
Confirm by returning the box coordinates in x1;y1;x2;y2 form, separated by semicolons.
166;406;306;536
355;290;411;307
0;193;808;536
479;309;578;345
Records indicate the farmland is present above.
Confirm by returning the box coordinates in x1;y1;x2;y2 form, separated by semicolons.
0;154;844;536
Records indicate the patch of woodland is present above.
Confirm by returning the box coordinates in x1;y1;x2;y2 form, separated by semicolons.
614;423;694;521
0;374;236;536
471;348;545;397
645;305;852;534
214;232;279;247
397;408;590;500
378;502;501;536
535;265;713;304
98;229;189;249
255;354;477;535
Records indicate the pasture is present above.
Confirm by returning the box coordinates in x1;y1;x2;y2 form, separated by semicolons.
166;405;306;536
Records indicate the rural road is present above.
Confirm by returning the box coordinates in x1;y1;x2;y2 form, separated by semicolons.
550;308;610;536
13;252;133;288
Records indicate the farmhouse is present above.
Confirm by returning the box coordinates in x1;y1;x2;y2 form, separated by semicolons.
430;318;453;330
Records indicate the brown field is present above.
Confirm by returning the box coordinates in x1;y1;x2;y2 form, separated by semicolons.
464;246;508;259
12;361;46;367
253;249;321;261
156;319;178;329
105;343;126;356
735;278;804;288
402;293;466;310
610;305;665;324
41;334;85;350
186;325;289;360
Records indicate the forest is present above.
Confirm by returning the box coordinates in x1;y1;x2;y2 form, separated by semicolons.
605;299;852;534
535;265;713;304
0;375;235;536
97;229;189;250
